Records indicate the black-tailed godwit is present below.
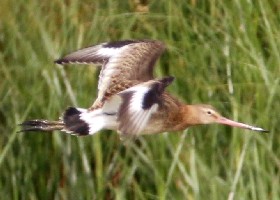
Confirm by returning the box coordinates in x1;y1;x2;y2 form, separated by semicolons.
20;40;268;137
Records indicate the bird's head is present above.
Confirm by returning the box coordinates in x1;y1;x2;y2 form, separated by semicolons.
189;104;268;132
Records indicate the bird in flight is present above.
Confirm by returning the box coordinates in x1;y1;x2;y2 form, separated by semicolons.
20;40;268;137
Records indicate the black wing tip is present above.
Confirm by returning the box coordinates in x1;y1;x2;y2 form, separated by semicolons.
54;59;66;65
162;76;175;84
54;59;61;64
260;129;269;133
102;39;164;48
103;40;137;48
158;76;175;88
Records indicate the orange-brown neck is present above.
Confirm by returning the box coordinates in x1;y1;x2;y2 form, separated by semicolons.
180;105;201;127
167;105;200;132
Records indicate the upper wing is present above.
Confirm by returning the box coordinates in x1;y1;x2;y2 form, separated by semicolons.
55;40;166;107
103;76;174;136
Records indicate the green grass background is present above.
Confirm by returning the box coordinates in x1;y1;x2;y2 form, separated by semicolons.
0;0;279;199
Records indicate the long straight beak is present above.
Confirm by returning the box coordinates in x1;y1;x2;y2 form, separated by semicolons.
216;117;269;132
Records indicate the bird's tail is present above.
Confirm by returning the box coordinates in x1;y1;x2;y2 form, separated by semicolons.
20;106;117;136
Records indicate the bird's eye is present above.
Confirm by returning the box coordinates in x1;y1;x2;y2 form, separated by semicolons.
207;111;212;115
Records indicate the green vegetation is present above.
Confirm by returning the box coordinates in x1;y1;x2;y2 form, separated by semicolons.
0;0;279;199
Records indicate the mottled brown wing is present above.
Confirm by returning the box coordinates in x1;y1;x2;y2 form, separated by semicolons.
55;40;166;108
102;76;174;136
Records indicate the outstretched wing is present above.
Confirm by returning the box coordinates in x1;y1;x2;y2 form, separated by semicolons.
55;40;166;108
103;76;174;136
